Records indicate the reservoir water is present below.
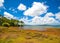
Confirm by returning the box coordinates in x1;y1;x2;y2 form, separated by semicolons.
22;25;60;30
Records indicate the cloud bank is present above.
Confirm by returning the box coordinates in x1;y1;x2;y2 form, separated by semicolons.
20;12;60;25
4;12;17;19
20;2;60;25
55;12;60;20
0;0;4;7
24;2;48;17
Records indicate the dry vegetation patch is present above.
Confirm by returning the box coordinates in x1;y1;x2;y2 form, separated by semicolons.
0;27;60;43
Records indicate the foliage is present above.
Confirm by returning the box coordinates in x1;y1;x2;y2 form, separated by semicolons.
18;21;25;27
0;15;24;27
2;22;10;27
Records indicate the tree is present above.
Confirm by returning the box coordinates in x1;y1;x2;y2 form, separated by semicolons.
0;15;3;26
2;22;10;27
0;14;25;27
10;19;19;26
18;21;25;27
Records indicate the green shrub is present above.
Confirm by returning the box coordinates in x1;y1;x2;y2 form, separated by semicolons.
2;22;10;27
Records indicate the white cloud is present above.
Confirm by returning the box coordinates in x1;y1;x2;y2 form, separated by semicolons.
31;16;43;25
45;12;54;17
20;17;31;25
4;12;17;19
20;2;60;25
24;2;48;17
55;12;60;20
0;0;4;7
20;16;59;25
4;12;13;19
42;17;58;25
31;16;59;25
18;3;26;10
20;12;60;25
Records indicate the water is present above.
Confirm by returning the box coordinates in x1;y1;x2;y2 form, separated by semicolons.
23;25;60;30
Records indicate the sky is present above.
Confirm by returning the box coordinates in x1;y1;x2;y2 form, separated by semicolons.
0;0;60;25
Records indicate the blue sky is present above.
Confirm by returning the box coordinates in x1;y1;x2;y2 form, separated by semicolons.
0;0;60;25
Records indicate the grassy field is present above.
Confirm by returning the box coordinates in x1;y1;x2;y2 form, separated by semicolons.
0;27;60;43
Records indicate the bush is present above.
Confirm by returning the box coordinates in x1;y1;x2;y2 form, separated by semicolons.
2;22;10;27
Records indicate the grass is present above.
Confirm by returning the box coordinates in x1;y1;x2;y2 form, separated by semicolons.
0;27;60;43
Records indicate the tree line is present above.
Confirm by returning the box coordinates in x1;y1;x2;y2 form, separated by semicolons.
0;15;24;27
